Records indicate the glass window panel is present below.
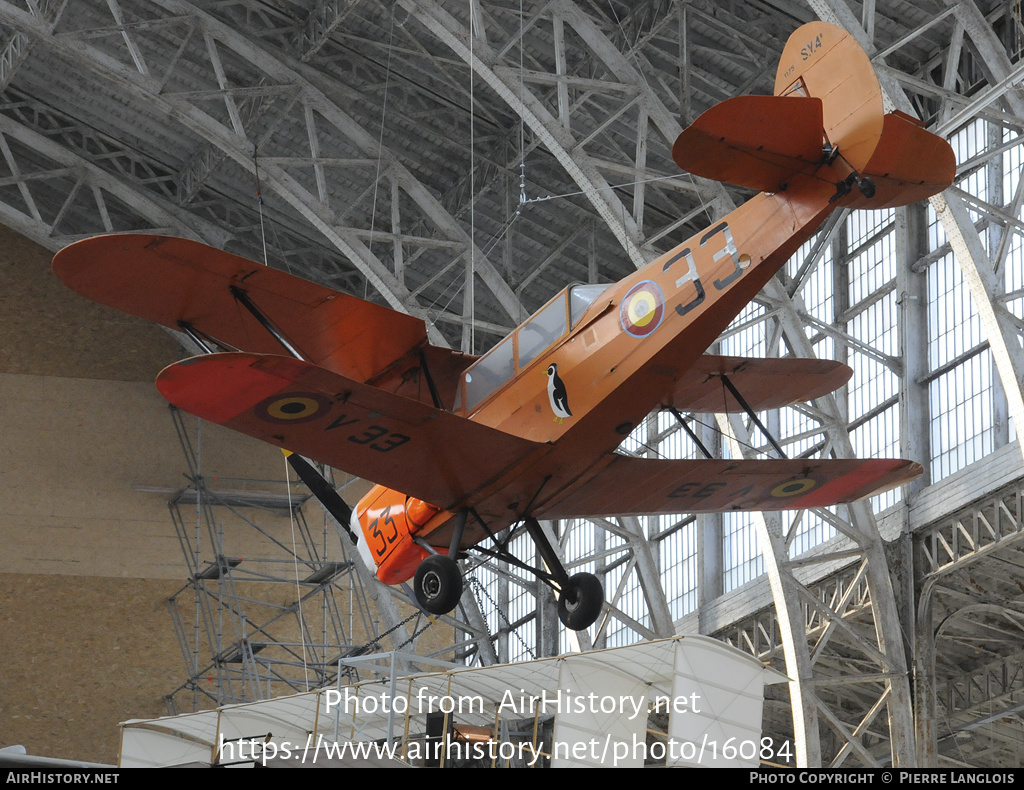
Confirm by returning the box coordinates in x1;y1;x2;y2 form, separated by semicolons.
518;296;568;369
570;283;610;326
463;335;514;411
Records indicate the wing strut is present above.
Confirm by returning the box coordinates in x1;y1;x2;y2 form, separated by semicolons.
418;349;445;411
229;285;307;361
720;374;788;459
178;320;217;354
668;406;713;459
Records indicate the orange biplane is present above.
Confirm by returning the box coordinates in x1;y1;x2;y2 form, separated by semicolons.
53;22;954;631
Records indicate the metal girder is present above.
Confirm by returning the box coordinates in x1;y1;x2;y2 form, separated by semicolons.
764;270;915;767
919;482;1024;577
399;0;653;270
0;0;530;348
715;392;913;767
0;109;221;247
455;584;501;666
916;479;1024;764
610;516;677;638
810;0;1024;477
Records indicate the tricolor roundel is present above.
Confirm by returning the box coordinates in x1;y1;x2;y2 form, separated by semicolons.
619;280;665;338
769;477;822;500
254;392;332;424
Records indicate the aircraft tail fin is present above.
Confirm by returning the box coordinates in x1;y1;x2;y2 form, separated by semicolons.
674;22;954;206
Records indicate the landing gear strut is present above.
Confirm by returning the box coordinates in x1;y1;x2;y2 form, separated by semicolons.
418;512;606;630
522;517;605;631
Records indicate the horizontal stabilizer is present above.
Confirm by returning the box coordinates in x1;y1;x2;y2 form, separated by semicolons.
843;112;957;209
156;352;541;510
52;234;473;406
673;95;824;192
664;355;852;413
537;455;922;519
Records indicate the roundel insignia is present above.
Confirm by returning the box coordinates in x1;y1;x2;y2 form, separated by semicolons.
255;392;332;424
770;477;821;499
620;280;665;338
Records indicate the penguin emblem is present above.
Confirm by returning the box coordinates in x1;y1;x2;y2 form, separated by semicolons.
546;363;572;423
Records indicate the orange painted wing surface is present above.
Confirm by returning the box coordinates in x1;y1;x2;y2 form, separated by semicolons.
672;95;824;192
665;356;852;413
52;234;473;405
536;455;922;518
156;352;542;510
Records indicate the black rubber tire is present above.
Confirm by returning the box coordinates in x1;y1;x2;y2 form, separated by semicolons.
414;554;463;615
557;572;604;630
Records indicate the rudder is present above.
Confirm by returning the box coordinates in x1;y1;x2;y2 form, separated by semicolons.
775;22;955;208
673;22;955;206
774;22;884;174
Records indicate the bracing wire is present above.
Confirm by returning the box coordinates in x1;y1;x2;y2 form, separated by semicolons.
368;10;398;299
518;0;526;209
252;144;270;267
469;0;476;354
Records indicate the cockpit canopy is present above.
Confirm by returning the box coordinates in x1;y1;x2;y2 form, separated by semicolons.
459;283;610;413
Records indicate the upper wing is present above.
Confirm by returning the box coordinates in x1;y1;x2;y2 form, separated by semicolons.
672;95;825;192
665;355;852;413
536;454;921;519
156;352;542;510
52;234;474;407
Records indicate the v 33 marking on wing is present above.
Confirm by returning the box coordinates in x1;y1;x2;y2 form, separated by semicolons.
254;392;411;454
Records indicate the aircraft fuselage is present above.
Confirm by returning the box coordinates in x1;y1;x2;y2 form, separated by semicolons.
354;170;843;577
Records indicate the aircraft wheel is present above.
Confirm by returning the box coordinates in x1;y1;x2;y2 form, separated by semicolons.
414;555;463;615
557;572;604;630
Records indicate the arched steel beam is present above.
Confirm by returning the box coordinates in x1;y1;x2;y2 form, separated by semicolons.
401;0;658;270
0;111;227;248
0;0;529;346
810;0;1024;471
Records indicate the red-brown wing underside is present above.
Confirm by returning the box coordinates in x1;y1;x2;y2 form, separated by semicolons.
52;234;474;404
665;355;852;413
672;95;824;192
844;112;958;210
156;352;541;510
536;454;922;519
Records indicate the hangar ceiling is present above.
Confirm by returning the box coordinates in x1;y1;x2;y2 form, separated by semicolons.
4;0;1024;769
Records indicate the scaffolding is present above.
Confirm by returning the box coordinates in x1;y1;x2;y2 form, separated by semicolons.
162;406;388;713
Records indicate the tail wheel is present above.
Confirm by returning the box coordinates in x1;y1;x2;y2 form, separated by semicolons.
414;555;463;615
557;572;604;630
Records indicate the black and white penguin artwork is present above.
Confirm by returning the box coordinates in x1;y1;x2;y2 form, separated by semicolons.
545;363;572;423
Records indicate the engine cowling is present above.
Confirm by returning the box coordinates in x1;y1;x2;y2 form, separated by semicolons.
353;485;448;585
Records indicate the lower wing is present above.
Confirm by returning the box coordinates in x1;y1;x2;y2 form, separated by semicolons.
156;352;542;510
536;454;922;518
